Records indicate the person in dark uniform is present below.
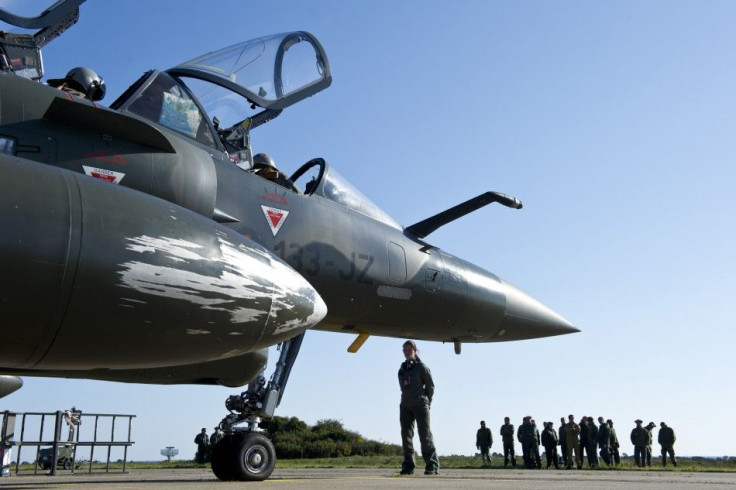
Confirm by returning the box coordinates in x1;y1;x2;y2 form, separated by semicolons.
541;422;559;469
398;340;438;475
210;427;224;445
194;428;208;464
658;422;677;467
578;416;589;467
587;417;599;468
518;417;541;469
500;416;517;468
630;419;648;467
559;417;568;468
476;420;493;466
597;416;611;465
608;419;620;465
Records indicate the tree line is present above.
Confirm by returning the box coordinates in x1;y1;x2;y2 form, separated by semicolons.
260;416;401;459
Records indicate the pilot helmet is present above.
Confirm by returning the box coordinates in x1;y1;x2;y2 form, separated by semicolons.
253;153;276;170
48;67;106;101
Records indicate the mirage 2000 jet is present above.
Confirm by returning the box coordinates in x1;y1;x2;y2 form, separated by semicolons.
0;0;577;481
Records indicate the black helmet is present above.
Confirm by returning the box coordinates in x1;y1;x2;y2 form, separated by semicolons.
48;67;106;101
253;153;276;169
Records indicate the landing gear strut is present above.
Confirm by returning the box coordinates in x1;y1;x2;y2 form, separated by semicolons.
210;333;305;481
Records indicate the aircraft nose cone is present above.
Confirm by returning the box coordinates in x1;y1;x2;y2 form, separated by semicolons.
497;279;579;341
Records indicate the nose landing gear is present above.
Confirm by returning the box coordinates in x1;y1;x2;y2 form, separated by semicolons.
210;333;304;481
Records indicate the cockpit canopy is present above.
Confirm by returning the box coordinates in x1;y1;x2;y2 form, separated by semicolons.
169;32;331;120
111;31;399;230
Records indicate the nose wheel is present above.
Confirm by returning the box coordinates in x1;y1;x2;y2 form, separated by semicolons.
211;432;276;481
211;333;305;481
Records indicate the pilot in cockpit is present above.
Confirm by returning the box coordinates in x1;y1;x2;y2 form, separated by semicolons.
47;67;106;101
253;153;300;193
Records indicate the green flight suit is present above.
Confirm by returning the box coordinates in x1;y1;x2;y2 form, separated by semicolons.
645;425;655;466
658;426;677;467
564;422;582;469
476;426;493;465
500;423;517;467
630;426;648;467
609;424;620;465
398;357;438;474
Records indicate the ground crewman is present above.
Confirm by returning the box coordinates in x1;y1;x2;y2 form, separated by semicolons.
476;421;493;466
564;415;582;469
658;422;677;467
630;420;648;467
500;417;517;468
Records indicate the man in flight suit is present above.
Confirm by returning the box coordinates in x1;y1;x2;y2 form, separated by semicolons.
564;415;582;469
597;416;611;465
630;419;648;467
541;422;559;469
587;417;599;468
559;417;568;468
645;422;656;467
194;428;208;464
579;416;589;467
658;422;677;467
398;340;439;475
476;421;493;466
608;419;620;465
500;416;517;468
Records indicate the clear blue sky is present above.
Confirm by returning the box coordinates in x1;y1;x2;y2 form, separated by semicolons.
2;0;735;461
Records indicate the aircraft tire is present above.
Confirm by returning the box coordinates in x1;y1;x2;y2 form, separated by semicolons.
232;432;276;481
210;437;235;481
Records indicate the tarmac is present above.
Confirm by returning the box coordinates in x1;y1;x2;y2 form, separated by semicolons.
1;468;735;489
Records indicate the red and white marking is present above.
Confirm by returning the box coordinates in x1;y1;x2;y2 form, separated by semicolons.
261;205;290;236
82;165;125;184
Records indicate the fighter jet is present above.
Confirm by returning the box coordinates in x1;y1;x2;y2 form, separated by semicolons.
0;0;578;481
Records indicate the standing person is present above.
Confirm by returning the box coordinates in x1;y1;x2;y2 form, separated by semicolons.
587;417;599;468
645;422;656;467
519;417;541;469
541;422;559;469
530;419;542;469
476;421;493;466
210;427;224;445
500;416;517;468
398;340;439;475
564;415;582;470
207;427;224;462
578;416;589;467
597;416;611;466
558;417;568;468
608;419;620;465
194;428;209;464
630;419;648;467
517;417;530;468
658;422;677;467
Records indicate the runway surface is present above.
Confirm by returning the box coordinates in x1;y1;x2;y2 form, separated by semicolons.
1;468;735;489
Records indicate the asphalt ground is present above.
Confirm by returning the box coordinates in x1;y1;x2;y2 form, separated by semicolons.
1;468;735;489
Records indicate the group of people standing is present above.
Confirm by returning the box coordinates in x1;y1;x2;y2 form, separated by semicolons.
396;341;679;477
478;415;677;469
193;426;224;464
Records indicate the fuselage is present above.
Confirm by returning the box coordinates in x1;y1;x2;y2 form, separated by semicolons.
0;57;576;385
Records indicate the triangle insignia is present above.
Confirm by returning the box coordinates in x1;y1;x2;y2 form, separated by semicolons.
261;205;290;236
